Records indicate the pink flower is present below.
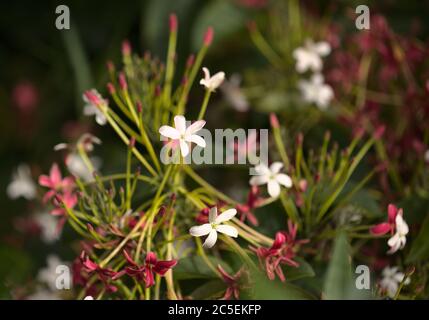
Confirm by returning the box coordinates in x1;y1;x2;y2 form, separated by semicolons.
51;192;78;216
250;221;308;281
236;186;264;226
370;204;400;235
39;163;75;202
81;252;118;293
144;252;177;288
217;265;247;300
115;251;177;288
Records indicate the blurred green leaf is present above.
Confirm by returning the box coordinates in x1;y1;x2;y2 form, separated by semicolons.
283;257;315;281
406;214;429;263
191;0;246;50
174;255;231;280
323;231;352;299
190;279;226;299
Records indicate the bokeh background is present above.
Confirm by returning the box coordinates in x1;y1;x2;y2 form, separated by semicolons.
2;0;429;299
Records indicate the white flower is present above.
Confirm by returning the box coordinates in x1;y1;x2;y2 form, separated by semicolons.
220;74;249;112
37;255;68;291
65;153;101;182
159;115;206;157
298;73;334;109
387;213;409;254
7;164;37;200
200;67;225;92
83;89;107;126
249;162;292;198
380;266;410;298
84;296;94;300
293;39;331;73
34;213;60;244
189;207;238;248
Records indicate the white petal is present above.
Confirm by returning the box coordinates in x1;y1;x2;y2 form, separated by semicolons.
215;209;237;224
187;134;206;148
186;120;206;135
179;140;189;157
203;230;218;248
276;173;292;188
249;174;269;186
254;163;270;175
395;215;409;235
314;41;331;56
216;224;238;238
189;224;212;237
202;67;210;81
208;207;217;223
174;115;187;134
159;126;180;139
269;162;283;174
267;180;281;198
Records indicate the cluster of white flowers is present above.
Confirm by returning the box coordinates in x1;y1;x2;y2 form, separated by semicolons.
293;39;334;109
380;266;410;298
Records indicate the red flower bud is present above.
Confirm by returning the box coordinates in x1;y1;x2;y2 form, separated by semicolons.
203;27;214;46
169;13;178;32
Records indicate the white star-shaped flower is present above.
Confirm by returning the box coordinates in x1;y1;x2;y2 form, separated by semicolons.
7;164;37;200
83;89;107;126
293;39;331;73
159;115;206;157
298;73;334;109
380;266;410;298
387;213;409;254
189;207;238;248
200;67;225;92
249;162;292;198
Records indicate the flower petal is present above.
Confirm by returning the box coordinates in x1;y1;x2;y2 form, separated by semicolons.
215;209;237;223
249;174;269;186
216;224;238;238
203;230;218;248
189;224;212;237
269;162;283;174
187;134;206;148
275;173;292;188
370;223;391;235
159;126;180;139
267;180;281;198
174;115;187;134
179;140;189;157
208;207;217;223
186;120;206;135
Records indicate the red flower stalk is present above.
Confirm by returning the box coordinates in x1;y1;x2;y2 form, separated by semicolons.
39;163;75;203
203;27;214;46
250;220;308;282
81;251;118;292
236;186;263;226
115;251;177;288
370;204;403;235
217;265;247;300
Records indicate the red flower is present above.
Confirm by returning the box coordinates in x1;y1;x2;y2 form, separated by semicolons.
114;251;177;288
144;252;177;288
236;186;263;226
370;204;403;236
217;265;247;300
250;220;308;281
81;251;118;292
39;163;75;203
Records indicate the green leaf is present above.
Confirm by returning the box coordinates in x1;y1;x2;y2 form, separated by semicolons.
191;0;246;50
406;214;429;263
174;255;231;280
283;257;315;281
190;279;226;299
323;231;353;299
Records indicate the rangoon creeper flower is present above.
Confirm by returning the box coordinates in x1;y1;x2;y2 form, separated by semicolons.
387;213;409;254
159;115;206;157
298;74;334;109
200;67;225;92
7;164;37;200
380;266;410;298
66;153;102;182
34;213;60;244
250;162;292;198
83;89;107;126
189;207;238;248
293;39;331;73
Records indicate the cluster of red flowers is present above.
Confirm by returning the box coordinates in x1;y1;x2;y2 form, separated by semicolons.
250;220;308;281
